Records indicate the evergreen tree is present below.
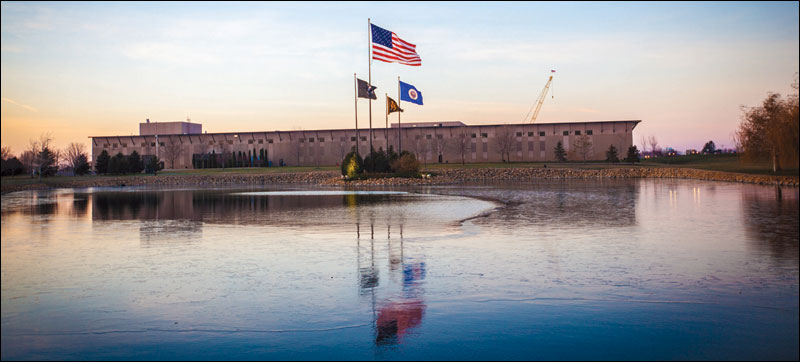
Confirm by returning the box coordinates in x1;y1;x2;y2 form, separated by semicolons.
387;145;399;169
701;140;716;154
127;151;143;174
605;144;620;163
624;145;641;163
109;152;128;175
372;147;389;172
144;156;163;175
554;141;567;162
95;150;110;174
37;146;58;178
1;157;25;176
73;154;91;175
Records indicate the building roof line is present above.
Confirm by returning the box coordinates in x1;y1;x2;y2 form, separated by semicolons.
89;120;642;138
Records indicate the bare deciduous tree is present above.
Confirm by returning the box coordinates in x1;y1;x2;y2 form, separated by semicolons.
335;136;348;161
417;137;430;166
648;135;660;157
195;141;210;168
161;137;184;169
493;125;515;162
19;150;35;175
573;134;593;161
639;135;648;156
1;146;11;161
219;140;232;170
433;134;448;163
64;142;87;172
27;134;57;180
451;127;471;164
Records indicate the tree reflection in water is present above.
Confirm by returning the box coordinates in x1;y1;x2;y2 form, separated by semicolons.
741;186;799;266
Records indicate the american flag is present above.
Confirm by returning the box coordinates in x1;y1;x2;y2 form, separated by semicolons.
371;24;421;66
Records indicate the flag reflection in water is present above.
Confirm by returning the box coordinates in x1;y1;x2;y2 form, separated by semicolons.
376;261;426;345
356;217;427;346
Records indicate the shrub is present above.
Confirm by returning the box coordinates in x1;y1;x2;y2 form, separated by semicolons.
363;147;391;173
391;153;420;176
387;146;399;167
341;150;364;178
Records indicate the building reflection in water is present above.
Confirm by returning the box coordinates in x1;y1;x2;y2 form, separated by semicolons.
89;190;425;246
357;215;427;347
90;190;419;224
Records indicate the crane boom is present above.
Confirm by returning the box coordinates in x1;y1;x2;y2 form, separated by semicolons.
530;75;553;124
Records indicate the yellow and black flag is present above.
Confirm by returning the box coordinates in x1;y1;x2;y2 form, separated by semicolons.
387;96;403;115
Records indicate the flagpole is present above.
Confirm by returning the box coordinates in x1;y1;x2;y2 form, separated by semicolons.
368;18;373;154
398;76;402;153
354;73;359;155
385;93;389;149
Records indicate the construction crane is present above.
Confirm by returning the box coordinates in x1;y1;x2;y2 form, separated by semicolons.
523;73;555;124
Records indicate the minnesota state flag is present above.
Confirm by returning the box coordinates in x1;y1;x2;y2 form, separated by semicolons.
399;81;423;105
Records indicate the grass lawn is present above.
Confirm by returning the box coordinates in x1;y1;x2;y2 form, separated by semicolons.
422;154;798;176
0;166;338;188
2;155;796;189
158;165;337;176
641;153;798;176
1;174;120;187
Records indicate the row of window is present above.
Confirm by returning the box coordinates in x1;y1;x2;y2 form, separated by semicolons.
105;142;164;148
564;130;593;136
513;130;594;136
102;129;600;149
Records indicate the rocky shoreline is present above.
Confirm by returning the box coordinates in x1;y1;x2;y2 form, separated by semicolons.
1;167;797;194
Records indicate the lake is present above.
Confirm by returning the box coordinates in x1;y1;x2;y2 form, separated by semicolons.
1;179;798;360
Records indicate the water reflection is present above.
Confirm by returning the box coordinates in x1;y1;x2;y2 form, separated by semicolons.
428;180;639;229
741;186;799;265
89;190;457;225
0;192;89;218
2;182;797;360
376;262;426;346
91;192;164;220
357;219;427;347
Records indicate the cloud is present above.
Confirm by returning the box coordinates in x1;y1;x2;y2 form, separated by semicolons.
121;42;220;65
1;98;38;112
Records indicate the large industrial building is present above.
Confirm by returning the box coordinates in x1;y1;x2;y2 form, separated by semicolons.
89;119;641;169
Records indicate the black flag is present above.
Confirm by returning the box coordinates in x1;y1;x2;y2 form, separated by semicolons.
357;78;377;99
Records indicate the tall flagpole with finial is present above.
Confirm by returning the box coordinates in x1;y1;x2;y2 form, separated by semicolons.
368;18;373;154
398;76;402;153
354;73;359;155
385;93;389;148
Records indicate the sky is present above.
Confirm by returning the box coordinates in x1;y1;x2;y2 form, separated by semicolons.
1;1;798;156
